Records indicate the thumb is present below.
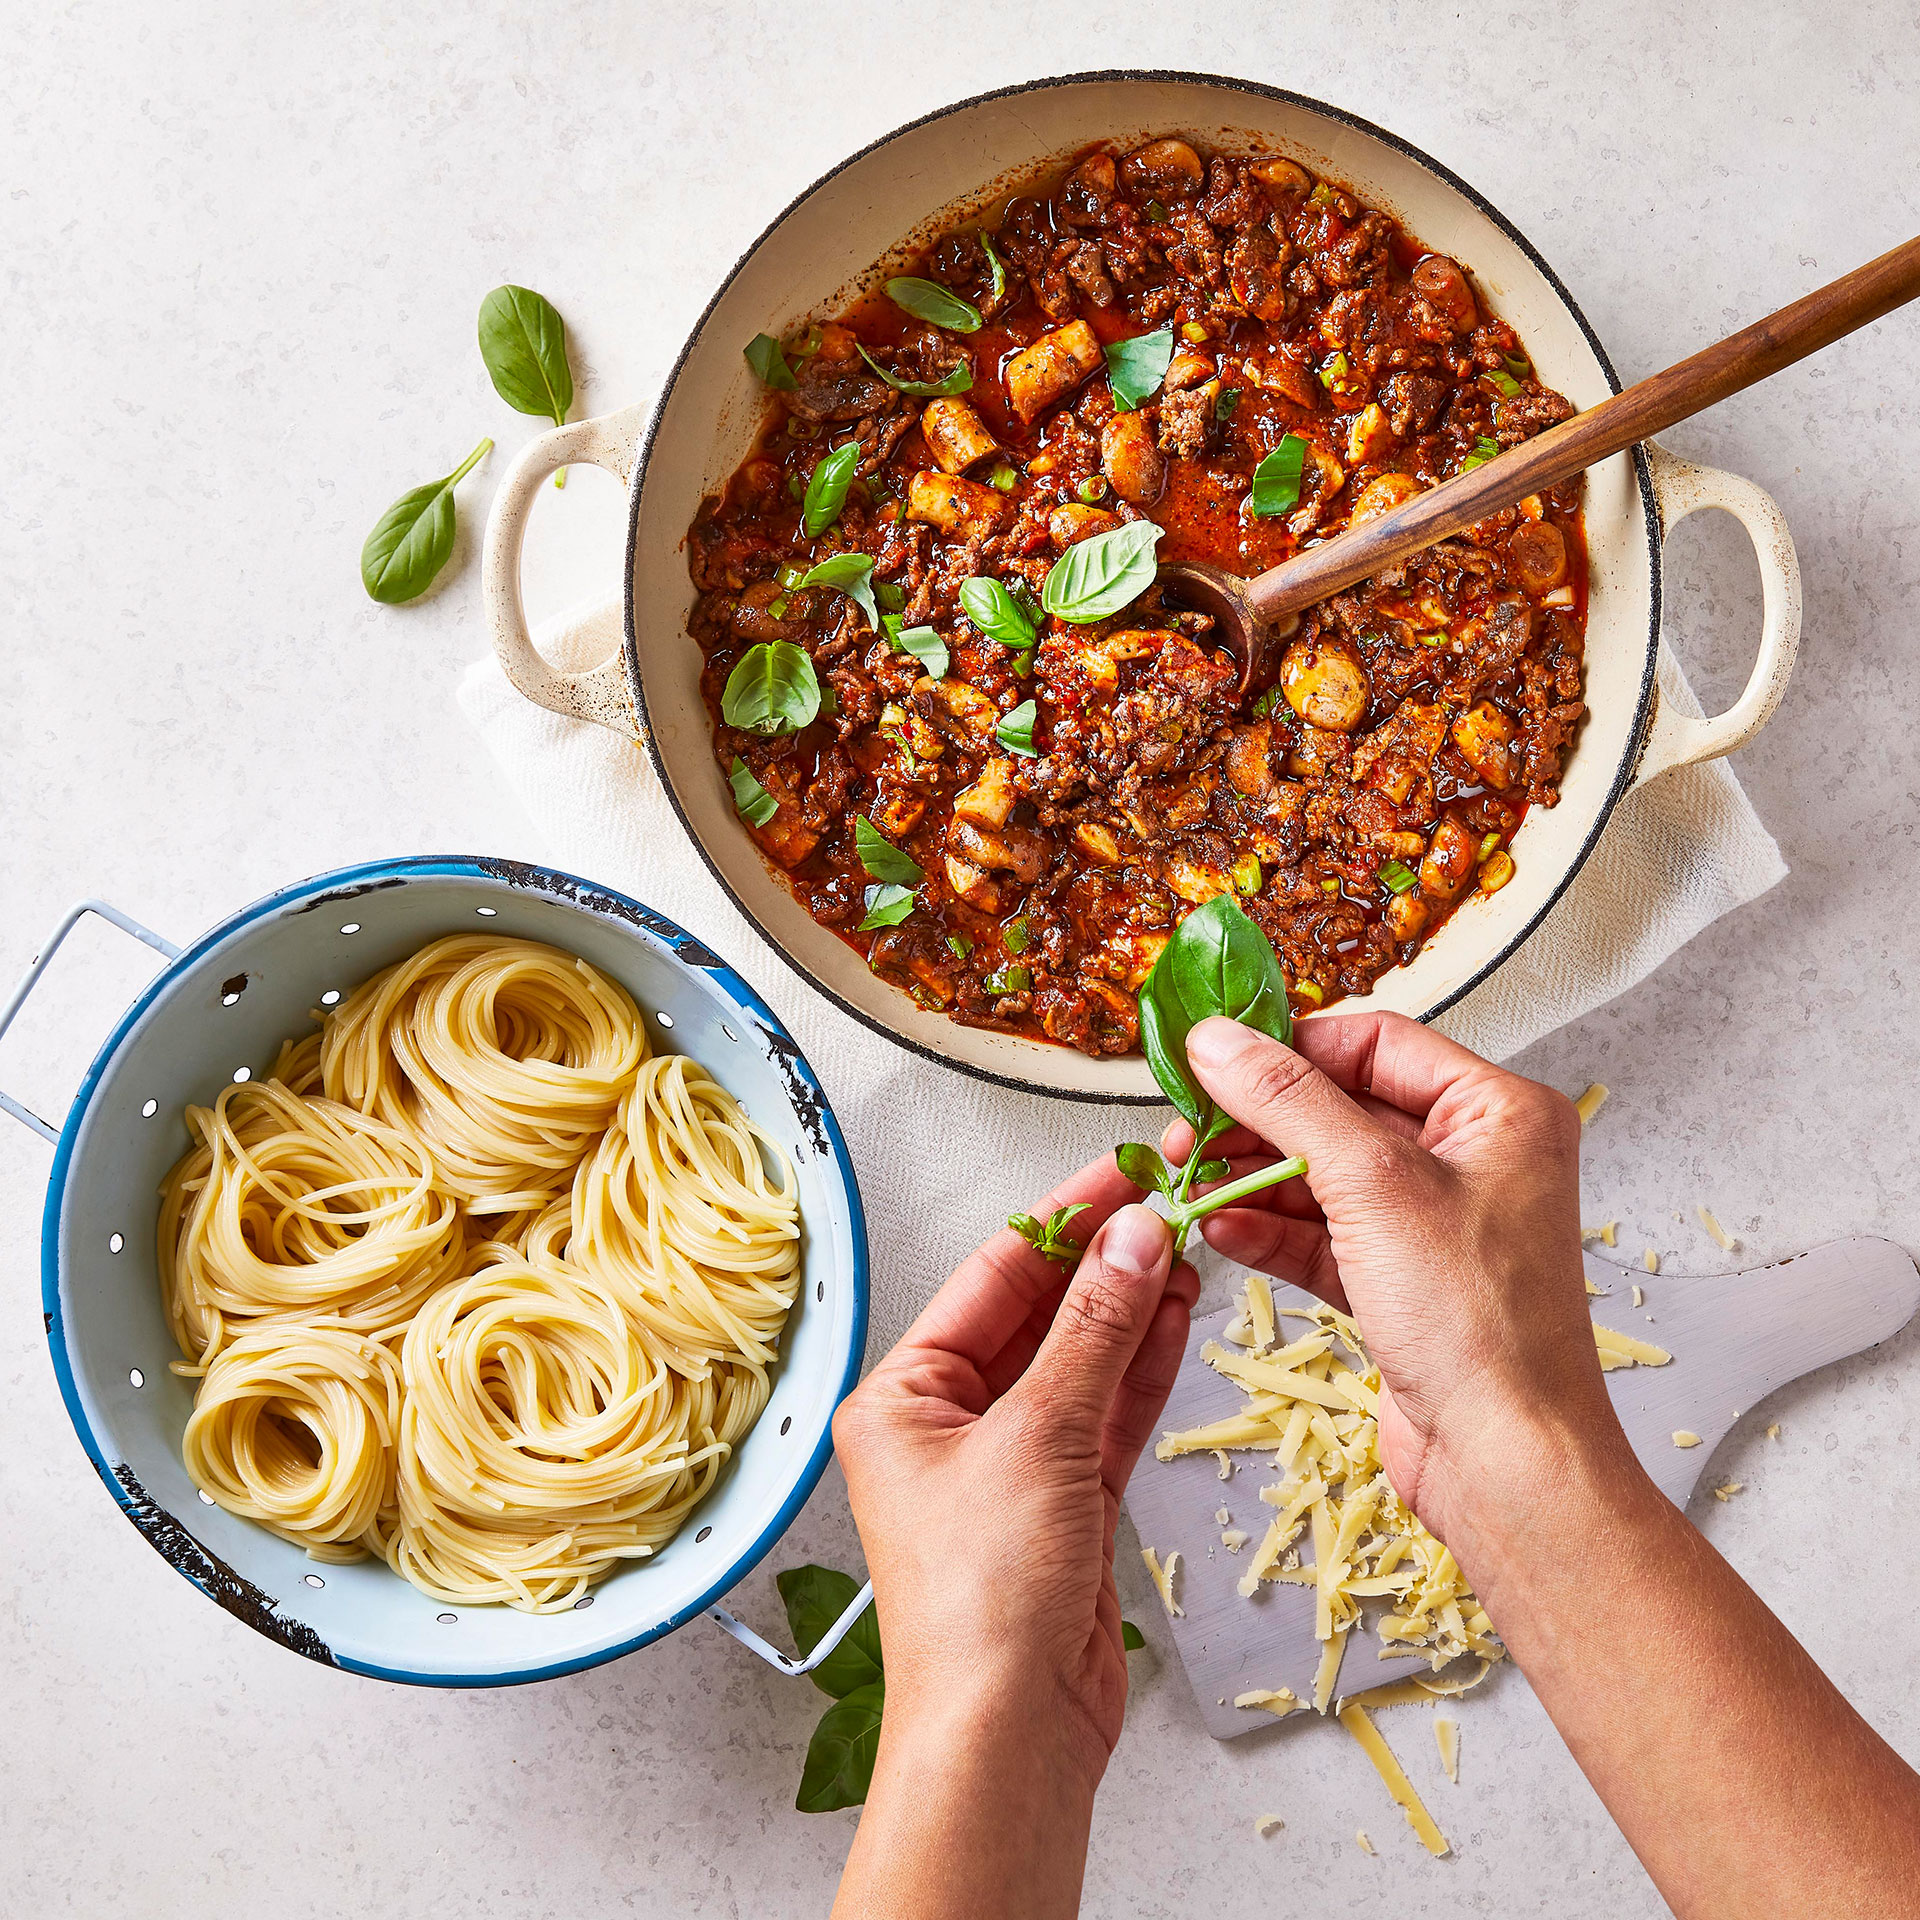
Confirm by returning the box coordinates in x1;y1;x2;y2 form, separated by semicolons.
1013;1205;1173;1437
1186;1017;1412;1205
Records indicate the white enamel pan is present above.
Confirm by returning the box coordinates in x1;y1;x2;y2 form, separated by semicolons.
481;72;1801;1103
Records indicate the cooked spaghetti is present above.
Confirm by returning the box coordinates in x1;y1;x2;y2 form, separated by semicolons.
157;935;801;1612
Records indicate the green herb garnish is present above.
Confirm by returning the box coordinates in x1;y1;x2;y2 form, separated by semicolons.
881;615;949;679
1004;915;1031;954
1461;435;1502;472
1104;324;1175;412
1250;434;1309;518
980;233;1007;309
478;286;574;485
728;757;778;827
797;552;878;628
855;816;924;888
859;884;917;930
720;641;821;737
1379;859;1417;894
996;698;1039;757
1008;1202;1091;1265
855;342;973;397
958;576;1038;659
359;437;492;604
1215;387;1243;421
779;1565;885;1813
1041;521;1162;623
745;332;799;391
884;276;983;333
802;442;859;538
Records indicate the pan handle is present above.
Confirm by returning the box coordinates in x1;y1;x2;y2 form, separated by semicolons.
707;1581;875;1676
1629;441;1802;790
480;404;653;741
0;900;182;1142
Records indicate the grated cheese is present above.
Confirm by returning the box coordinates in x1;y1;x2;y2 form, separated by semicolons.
1355;1830;1376;1856
1222;1528;1250;1552
1214;1449;1235;1480
1254;1813;1285;1838
1643;1248;1660;1273
1631;1285;1645;1308
1216;1507;1232;1525
1712;1481;1743;1501
1581;1220;1618;1248
1236;1688;1305;1718
1314;1627;1349;1714
1340;1704;1450;1856
1593;1323;1672;1370
1340;1679;1435;1711
1696;1204;1737;1252
1246;1273;1277;1352
1673;1430;1702;1449
1435;1717;1460;1782
1574;1083;1609;1126
1142;1545;1184;1616
1767;1423;1781;1441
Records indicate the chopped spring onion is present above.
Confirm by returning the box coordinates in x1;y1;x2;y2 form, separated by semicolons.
988;461;1018;492
777;562;808;591
1077;475;1108;504
985;964;1032;995
1461;435;1501;472
947;933;974;960
1294;978;1324;1006
1317;351;1349;389
1379;860;1417;894
1479;832;1502;860
1230;853;1263;894
1004;915;1031;954
875;580;905;613
1487;368;1522;398
1502;351;1531;381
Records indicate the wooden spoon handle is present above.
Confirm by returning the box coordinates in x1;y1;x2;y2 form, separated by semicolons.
1243;233;1920;628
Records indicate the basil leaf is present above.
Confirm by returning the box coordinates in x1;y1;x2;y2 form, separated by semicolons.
859;882;917;930
958;576;1037;653
359;437;492;605
803;442;859;539
1137;963;1204;1126
777;1564;883;1699
745;332;798;391
855;342;973;397
1167;894;1293;1048
884;276;982;333
1105;324;1175;412
798;553;878;629
1196;1157;1230;1185
477;286;574;427
1250;434;1309;518
796;1678;886;1812
1041;520;1162;623
996;698;1039;758
1215;387;1243;421
728;756;778;827
721;641;821;736
981;233;1007;308
1116;1142;1172;1196
855;816;924;887
882;615;949;678
1122;1621;1146;1652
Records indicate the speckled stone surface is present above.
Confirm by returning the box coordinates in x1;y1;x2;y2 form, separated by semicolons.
4;5;1918;1915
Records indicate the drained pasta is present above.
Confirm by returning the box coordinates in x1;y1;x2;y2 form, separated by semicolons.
157;936;801;1612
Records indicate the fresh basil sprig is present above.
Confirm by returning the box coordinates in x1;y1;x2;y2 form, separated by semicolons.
779;1565;885;1812
1105;325;1175;412
884;276;982;333
1009;1203;1090;1265
996;698;1039;758
1041;521;1162;623
1118;895;1308;1250
959;575;1038;669
797;553;878;628
478;285;574;487
359;437;492;604
855;342;973;397
721;641;821;736
882;615;949;679
859;884;917;931
745;332;798;391
855;817;924;887
1250;434;1309;517
728;757;778;826
803;442;859;538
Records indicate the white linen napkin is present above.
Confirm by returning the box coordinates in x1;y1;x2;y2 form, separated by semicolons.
457;599;1784;1345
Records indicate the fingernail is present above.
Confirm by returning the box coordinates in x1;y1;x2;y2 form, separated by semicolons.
1188;1016;1262;1067
1101;1203;1169;1277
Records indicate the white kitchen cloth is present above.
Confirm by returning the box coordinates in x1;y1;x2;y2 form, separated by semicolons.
458;598;1784;1349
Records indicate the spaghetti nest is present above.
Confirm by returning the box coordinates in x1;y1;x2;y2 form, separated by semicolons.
157;937;800;1612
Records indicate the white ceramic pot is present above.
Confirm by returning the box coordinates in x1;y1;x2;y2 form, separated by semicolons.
482;72;1801;1103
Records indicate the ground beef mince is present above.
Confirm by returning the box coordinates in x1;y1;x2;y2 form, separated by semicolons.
688;138;1589;1057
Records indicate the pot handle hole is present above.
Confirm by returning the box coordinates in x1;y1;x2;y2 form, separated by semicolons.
1630;440;1803;790
480;404;654;741
0;901;182;1143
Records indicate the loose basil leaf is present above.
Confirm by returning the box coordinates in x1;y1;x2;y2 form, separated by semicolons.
360;437;492;605
1041;520;1162;623
996;698;1039;758
798;553;878;629
777;1564;883;1699
884;276;983;333
728;756;778;827
1215;387;1243;421
1116;1142;1172;1196
859;882;917;930
803;442;859;539
1122;1621;1146;1652
1105;324;1175;412
882;614;949;678
745;332;799;391
796;1679;886;1812
855;342;973;397
855;816;925;887
981;233;1007;308
721;641;821;736
1167;894;1293;1049
477;286;574;427
1461;434;1501;472
958;576;1037;653
1250;434;1309;518
1379;859;1417;894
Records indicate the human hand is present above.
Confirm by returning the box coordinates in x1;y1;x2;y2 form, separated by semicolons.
1164;1011;1616;1559
833;1153;1196;1786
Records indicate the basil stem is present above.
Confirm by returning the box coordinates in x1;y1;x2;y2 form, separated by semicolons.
359;437;493;605
1162;1155;1308;1251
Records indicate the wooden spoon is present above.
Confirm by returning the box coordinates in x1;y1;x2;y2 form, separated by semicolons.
1160;235;1920;690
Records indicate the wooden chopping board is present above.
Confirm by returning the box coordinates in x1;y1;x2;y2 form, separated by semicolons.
1123;1237;1919;1740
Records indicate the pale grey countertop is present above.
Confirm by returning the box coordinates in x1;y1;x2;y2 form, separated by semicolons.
4;4;1918;1915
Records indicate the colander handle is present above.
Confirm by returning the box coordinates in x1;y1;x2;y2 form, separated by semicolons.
707;1580;876;1676
0;899;181;1142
